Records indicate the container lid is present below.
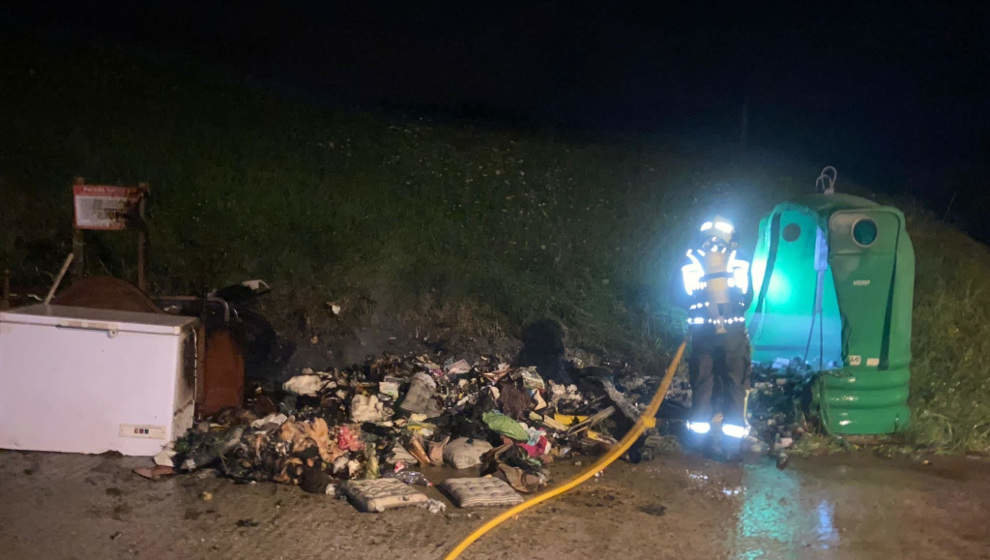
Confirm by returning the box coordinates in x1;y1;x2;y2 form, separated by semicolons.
0;304;198;335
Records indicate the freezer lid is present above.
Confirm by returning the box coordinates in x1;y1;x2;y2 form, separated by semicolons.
0;304;199;335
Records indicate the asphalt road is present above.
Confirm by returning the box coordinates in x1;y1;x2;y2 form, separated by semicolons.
1;449;988;559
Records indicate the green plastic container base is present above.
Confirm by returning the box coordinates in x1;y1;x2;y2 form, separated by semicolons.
820;405;910;435
816;368;911;435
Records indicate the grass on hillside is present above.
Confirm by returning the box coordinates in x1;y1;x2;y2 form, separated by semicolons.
0;40;799;359
1;39;988;453
899;202;990;454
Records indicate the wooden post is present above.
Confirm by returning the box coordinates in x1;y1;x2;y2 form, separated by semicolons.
72;177;85;278
137;182;149;292
44;254;74;305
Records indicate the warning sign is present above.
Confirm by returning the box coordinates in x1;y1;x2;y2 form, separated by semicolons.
73;185;144;230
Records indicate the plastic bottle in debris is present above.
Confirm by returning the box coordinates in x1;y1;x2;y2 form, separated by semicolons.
364;443;380;479
385;470;432;487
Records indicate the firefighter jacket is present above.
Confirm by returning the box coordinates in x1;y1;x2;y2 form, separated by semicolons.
681;238;752;334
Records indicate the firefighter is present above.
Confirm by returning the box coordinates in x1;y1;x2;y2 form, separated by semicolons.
680;216;753;456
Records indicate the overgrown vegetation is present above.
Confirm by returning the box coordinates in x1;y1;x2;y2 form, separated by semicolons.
899;203;990;453
2;39;988;453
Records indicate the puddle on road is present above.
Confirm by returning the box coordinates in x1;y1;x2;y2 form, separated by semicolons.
814;500;839;548
732;458;839;559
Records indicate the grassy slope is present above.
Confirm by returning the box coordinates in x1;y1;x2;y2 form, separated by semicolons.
901;203;990;452
2;40;988;452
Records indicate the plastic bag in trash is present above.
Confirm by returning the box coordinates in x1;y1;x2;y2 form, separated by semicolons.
351;394;387;423
512;366;546;391
282;374;328;397
446;359;472;375
399;372;442;417
482;411;529;441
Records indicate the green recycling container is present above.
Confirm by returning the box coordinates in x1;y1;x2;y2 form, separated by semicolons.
746;193;914;435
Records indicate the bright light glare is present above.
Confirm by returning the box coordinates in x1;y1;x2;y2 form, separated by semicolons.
686;421;712;434
722;423;749;438
728;250;750;294
700;221;713;232
715;220;734;234
682;250;703;295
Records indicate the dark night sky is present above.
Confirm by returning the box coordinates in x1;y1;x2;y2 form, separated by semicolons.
5;3;990;201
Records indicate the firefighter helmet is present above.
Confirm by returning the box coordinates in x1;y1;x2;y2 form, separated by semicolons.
699;216;735;243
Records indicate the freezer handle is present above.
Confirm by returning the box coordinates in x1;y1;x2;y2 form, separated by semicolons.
56;321;120;337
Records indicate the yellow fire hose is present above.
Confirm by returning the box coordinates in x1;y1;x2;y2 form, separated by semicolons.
443;340;687;560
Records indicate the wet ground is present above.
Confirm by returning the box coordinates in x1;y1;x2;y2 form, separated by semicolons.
1;449;988;559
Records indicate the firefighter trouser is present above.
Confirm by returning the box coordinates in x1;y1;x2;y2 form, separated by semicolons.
688;327;751;429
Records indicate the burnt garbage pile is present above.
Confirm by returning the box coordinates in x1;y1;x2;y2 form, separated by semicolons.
746;359;818;454
167;352;668;494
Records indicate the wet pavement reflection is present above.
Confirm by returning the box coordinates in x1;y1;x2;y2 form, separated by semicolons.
0;449;987;559
733;458;838;559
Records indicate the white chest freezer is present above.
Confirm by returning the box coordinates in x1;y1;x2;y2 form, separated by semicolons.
0;304;198;456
